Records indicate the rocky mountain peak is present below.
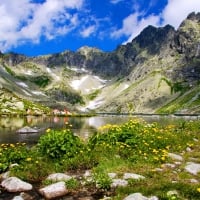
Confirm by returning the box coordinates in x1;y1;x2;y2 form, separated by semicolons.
77;46;102;56
186;12;200;21
133;24;175;54
178;12;200;30
175;12;200;58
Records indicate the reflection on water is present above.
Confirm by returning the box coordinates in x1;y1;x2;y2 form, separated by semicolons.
0;114;199;145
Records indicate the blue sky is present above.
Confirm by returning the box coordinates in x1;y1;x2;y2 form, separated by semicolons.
0;0;200;56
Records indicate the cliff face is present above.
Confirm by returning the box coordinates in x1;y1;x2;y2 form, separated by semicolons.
0;12;200;114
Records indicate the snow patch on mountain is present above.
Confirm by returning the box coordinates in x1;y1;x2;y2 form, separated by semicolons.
69;75;107;94
16;82;28;88
46;68;60;81
31;91;46;96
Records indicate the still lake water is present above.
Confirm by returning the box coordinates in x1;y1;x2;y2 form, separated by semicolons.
0;114;200;145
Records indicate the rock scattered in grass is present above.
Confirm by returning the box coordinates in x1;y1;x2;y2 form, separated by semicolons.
123;173;145;180
123;192;158;200
168;153;183;161
111;179;128;188
185;162;200;175
46;173;72;182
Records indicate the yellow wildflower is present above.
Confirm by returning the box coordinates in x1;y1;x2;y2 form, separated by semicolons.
46;128;51;133
154;156;159;160
161;156;166;161
153;149;158;154
10;144;15;148
26;157;32;161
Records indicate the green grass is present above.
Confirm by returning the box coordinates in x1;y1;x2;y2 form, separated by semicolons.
157;85;200;113
86;89;101;100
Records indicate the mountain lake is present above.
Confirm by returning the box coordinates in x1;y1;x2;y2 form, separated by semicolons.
0;114;200;145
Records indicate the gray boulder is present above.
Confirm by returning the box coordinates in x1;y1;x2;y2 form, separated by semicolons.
124;193;158;200
46;173;72;182
123;173;145;180
168;153;183;161
1;177;32;192
39;181;68;199
16;126;40;133
111;179;128;188
185;162;200;175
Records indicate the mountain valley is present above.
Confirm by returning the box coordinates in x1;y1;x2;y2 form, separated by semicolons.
0;12;200;115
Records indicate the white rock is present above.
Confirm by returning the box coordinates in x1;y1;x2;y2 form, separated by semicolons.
186;147;192;152
39;181;68;199
46;173;72;182
12;196;24;200
83;170;92;178
190;178;199;183
124;193;158;200
108;173;117;179
154;168;163;172
162;163;176;168
15;102;24;110
1;177;32;192
185;162;200;175
111;179;128;188
168;153;183;161
174;162;181;165
123;173;145;180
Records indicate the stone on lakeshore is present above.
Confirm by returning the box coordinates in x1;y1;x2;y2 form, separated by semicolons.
168;153;183;161
39;181;68;199
185;162;200;175
123;193;158;200
15;102;24;110
16;126;39;133
123;173;145;180
111;179;128;188
1;177;32;192
46;173;72;182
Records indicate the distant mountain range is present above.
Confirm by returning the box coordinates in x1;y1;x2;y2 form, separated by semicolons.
0;12;200;115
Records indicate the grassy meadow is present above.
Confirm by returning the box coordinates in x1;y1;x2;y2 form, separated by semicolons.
0;118;200;199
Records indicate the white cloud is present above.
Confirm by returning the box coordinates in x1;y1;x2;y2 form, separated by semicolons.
80;25;96;38
0;0;84;52
162;0;200;28
111;13;160;43
112;0;200;44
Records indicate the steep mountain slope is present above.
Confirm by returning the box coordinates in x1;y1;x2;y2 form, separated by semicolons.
0;12;200;114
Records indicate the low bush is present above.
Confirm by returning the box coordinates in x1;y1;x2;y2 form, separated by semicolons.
0;143;28;173
37;129;85;159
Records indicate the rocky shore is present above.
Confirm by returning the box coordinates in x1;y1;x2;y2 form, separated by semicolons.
1;152;200;200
